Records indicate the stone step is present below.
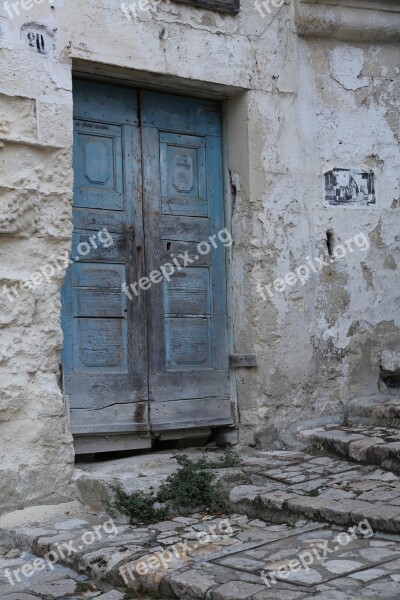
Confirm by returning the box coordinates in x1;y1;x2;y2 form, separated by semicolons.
229;482;400;537
300;425;400;472
71;449;400;538
0;548;125;599
229;453;400;536
73;449;248;512
345;395;400;428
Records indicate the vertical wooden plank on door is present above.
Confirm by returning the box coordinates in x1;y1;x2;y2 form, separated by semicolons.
61;80;150;446
141;91;233;431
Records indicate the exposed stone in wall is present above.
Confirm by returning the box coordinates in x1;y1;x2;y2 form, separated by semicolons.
0;31;75;509
0;93;37;143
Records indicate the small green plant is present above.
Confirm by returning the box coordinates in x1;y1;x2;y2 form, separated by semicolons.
111;485;168;525
340;415;353;428
202;447;242;469
157;450;237;511
123;585;161;600
75;581;98;594
170;447;241;471
123;586;162;599
112;448;239;523
304;442;326;455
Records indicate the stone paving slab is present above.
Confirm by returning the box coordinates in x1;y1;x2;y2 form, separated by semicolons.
213;528;400;584
162;522;400;599
0;550;123;599
300;425;400;472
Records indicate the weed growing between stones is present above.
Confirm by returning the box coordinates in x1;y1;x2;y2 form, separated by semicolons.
304;442;326;455
75;581;99;594
187;447;242;470
340;415;353;428
123;585;162;599
157;454;223;510
158;448;241;511
111;486;168;525
112;448;241;524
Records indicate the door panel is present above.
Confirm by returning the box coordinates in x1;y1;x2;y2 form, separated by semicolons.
62;81;149;439
164;267;212;369
74;123;124;210
160;133;207;217
141;91;233;430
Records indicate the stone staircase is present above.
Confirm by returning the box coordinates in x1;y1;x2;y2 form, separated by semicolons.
3;438;400;598
227;396;400;537
70;405;400;539
299;425;400;472
228;454;400;535
344;394;400;428
298;395;400;473
4;509;400;599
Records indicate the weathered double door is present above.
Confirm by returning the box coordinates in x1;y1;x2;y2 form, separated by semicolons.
61;80;232;450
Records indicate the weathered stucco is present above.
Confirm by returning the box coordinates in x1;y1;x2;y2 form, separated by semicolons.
0;0;399;510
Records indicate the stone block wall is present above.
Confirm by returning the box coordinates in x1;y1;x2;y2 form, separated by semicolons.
0;40;75;509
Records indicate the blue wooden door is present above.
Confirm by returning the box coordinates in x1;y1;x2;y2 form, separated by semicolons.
141;92;233;431
62;83;233;446
61;81;149;444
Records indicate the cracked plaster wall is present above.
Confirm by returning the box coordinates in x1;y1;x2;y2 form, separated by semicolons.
0;0;399;508
239;24;400;446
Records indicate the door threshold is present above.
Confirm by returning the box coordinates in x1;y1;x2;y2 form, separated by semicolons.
73;425;238;456
73;433;152;455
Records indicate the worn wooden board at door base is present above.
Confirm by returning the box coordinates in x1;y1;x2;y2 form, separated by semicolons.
61;80;234;451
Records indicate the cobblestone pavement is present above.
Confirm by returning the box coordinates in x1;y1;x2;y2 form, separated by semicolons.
1;511;400;598
0;551;125;599
2;449;400;598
